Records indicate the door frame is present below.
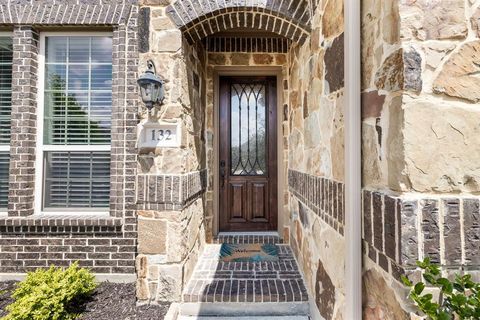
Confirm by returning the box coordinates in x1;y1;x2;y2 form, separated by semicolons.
213;67;285;236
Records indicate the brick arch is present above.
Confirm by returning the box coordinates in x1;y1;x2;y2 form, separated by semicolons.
166;1;312;44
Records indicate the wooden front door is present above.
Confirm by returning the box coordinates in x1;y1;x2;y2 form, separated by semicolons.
219;76;278;232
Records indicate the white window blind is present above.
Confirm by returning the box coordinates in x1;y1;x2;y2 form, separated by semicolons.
0;36;12;210
41;35;112;211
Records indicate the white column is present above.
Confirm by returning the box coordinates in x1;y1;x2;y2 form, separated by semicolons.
344;0;362;318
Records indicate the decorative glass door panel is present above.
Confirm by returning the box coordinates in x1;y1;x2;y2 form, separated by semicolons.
230;83;267;176
219;77;277;232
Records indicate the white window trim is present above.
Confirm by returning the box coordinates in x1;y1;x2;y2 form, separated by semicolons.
35;32;113;215
0;31;13;213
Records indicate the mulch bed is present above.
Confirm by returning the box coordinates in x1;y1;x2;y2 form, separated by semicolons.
0;281;15;317
0;282;170;320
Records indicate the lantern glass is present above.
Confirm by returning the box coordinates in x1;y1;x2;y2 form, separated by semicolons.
137;60;164;110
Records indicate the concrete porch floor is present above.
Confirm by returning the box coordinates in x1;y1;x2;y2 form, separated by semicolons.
179;235;310;319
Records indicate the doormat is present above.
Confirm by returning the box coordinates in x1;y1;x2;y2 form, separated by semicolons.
219;243;279;262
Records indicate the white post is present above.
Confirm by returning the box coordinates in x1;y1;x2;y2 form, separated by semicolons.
344;0;362;318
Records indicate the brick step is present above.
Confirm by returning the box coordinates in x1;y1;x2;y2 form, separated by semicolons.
181;239;310;318
178;315;310;320
214;233;284;244
179;302;310;317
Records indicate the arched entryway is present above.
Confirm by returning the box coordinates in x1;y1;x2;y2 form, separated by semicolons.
166;0;311;43
136;0;361;319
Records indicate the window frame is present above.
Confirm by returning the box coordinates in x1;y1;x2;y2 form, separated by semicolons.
0;31;13;214
35;32;113;215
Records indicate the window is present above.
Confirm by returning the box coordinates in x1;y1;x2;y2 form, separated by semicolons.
37;34;112;213
0;35;12;211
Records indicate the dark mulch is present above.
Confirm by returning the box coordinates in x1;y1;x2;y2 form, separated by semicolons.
0;282;170;320
0;281;16;317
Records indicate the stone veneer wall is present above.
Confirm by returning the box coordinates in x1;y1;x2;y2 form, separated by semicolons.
135;3;208;303
286;0;346;318
0;0;139;276
361;0;480;318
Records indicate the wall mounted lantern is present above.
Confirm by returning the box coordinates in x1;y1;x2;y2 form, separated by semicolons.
137;60;164;110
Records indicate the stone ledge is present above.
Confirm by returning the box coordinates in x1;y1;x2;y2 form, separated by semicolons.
288;170;345;235
0;214;122;227
136;170;208;211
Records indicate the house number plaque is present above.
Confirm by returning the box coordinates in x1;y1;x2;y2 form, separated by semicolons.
139;122;180;148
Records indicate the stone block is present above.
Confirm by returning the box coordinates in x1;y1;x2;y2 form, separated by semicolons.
472;8;480;37
156;264;183;301
433;41;480;102
443;199;462;265
152;16;176;31
138;7;150;53
375;49;403;92
166;198;204;262
252;53;274;65
363;190;373;244
362;269;409;320
421;199;440;263
315;260;335;320
464;199;480;265
401;0;467;40
136;254;148;278
152;30;182;52
423;42;456;69
362;124;382;187
208;53;227;65
403;100;480;193
322;0;344;39
138;218;167;255
231;53;250;65
324;33;344;93
383;195;396;260
372;192;383;252
400;200;418;266
136;278;150;301
403;47;422;92
361;91;385;120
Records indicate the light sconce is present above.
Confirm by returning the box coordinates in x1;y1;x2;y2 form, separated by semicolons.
137;60;164;110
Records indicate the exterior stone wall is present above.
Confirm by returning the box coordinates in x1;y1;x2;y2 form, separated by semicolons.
361;0;480;318
286;0;346;318
136;2;208;303
0;0;139;276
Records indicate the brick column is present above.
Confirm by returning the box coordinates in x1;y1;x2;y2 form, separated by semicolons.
8;26;39;217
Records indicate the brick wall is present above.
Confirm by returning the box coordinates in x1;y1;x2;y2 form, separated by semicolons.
8;26;38;217
203;36;291;53
165;0;311;44
363;189;480;282
0;1;140;276
288;170;345;235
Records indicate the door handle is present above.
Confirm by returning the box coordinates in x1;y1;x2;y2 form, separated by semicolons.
220;160;226;188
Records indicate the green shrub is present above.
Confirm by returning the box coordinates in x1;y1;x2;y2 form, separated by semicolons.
1;262;97;320
402;258;480;320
